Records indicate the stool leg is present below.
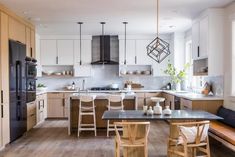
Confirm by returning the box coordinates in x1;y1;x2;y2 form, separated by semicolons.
107;120;110;137
93;101;97;136
78;105;82;137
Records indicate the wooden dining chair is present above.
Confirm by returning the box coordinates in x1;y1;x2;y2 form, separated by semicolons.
114;121;150;157
167;121;210;157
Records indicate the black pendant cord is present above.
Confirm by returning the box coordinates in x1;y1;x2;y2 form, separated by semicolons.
78;22;83;65
100;22;105;65
123;22;128;65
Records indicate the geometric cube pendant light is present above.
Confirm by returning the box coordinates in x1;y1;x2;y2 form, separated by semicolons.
147;37;170;63
147;0;170;63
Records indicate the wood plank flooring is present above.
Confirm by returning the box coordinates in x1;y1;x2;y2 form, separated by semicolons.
0;120;234;157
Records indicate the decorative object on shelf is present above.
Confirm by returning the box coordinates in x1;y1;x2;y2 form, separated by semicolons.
151;97;165;115
77;22;83;65
146;0;170;63
201;82;212;96
123;22;128;65
163;106;172;115
164;62;190;91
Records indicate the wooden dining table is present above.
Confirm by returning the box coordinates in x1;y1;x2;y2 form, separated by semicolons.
102;110;222;157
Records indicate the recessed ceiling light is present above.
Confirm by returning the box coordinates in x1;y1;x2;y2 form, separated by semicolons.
23;11;28;15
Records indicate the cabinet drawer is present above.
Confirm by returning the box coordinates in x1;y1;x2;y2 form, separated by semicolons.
27;102;36;117
47;93;64;99
27;114;36;131
180;98;192;110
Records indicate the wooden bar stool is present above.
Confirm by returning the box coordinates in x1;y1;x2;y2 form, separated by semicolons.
107;94;125;137
167;121;210;157
114;121;150;157
78;95;96;137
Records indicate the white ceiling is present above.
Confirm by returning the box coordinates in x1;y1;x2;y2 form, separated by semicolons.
0;0;234;35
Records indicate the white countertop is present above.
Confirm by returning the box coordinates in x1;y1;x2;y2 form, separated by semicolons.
70;93;136;100
37;89;224;101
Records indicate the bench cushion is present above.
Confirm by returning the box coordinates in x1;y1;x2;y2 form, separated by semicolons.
209;121;235;145
217;106;235;128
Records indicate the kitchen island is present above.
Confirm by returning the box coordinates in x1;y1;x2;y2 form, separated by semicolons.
67;93;137;135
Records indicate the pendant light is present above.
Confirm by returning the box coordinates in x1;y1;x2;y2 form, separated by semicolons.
78;22;83;65
100;22;105;68
123;22;128;65
146;0;170;63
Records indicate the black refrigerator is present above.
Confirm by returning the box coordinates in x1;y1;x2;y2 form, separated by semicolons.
9;40;27;142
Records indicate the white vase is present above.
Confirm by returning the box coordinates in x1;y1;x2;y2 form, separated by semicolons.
154;103;162;115
175;82;181;91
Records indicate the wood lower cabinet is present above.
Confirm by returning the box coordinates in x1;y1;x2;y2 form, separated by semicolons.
36;94;47;124
162;93;175;109
136;92;163;110
27;101;37;131
47;93;70;118
136;93;145;110
180;98;223;114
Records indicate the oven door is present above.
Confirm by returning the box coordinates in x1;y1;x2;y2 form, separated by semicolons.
26;79;36;103
26;62;37;78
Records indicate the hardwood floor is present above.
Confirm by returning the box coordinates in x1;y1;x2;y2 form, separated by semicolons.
0;120;234;157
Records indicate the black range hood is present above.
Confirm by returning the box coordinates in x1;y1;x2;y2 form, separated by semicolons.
91;35;119;65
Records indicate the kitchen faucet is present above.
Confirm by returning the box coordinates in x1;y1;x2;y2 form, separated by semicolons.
82;79;85;91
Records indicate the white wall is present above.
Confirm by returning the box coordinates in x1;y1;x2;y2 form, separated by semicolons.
223;2;235;111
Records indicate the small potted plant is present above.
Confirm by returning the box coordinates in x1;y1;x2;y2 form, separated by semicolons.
164;62;190;91
37;83;47;92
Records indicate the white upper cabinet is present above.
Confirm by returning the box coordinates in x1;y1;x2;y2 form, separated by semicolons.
192;22;200;60
74;40;92;65
192;9;224;76
57;40;74;65
199;16;209;59
192;16;208;60
136;40;152;65
119;39;136;65
40;40;57;65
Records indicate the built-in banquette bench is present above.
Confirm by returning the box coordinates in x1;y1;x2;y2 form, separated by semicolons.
209;106;235;151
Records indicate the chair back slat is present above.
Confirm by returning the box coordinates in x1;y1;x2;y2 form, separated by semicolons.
108;94;124;110
80;95;96;102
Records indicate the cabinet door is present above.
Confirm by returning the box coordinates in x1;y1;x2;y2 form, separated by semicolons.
135;93;145;110
8;17;26;44
47;98;64;118
27;102;36;131
74;40;92;65
199;16;209;58
192;22;200;60
30;29;36;58
57;40;74;65
0;12;10;145
136;40;152;65
119;40;136;65
40;40;57;65
180;98;192;110
26;27;31;57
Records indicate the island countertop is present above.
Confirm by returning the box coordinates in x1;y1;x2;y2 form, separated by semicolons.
37;89;224;101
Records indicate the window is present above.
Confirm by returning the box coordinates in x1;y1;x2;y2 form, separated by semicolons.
185;40;193;90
